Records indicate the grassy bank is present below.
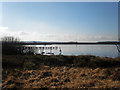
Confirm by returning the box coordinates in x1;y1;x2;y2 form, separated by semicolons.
2;55;120;88
2;55;120;69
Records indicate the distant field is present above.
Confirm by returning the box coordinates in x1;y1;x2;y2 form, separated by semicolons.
2;55;120;88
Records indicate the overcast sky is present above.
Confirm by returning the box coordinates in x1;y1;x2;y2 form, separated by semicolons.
0;2;118;41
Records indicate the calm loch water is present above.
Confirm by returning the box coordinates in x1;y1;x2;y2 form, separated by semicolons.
35;45;119;58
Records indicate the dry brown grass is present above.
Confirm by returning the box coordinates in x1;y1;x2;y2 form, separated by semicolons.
2;66;120;88
2;55;120;88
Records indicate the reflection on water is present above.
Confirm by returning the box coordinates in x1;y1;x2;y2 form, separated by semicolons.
33;45;118;58
59;45;118;58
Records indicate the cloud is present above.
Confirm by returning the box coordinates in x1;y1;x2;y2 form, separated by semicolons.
19;31;28;35
2;20;117;41
0;26;117;41
12;21;62;35
0;26;8;30
19;33;117;41
0;26;11;38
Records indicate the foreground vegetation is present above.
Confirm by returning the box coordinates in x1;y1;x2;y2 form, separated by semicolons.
3;55;120;69
2;55;120;88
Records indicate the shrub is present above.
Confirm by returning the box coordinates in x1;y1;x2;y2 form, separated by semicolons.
1;36;24;55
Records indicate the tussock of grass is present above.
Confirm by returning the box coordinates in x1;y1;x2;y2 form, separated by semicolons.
2;66;120;88
2;55;120;88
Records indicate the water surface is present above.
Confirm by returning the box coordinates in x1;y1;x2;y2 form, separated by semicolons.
35;45;118;58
